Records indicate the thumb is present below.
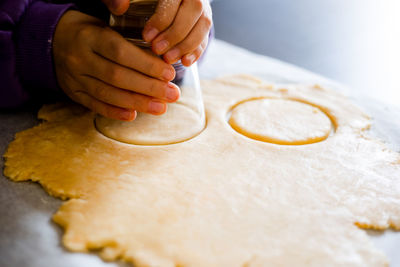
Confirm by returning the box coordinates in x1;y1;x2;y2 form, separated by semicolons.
102;0;130;15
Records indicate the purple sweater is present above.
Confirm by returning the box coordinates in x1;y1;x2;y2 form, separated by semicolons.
1;1;73;108
0;0;113;108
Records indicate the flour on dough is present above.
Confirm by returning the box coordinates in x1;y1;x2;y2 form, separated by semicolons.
4;75;400;267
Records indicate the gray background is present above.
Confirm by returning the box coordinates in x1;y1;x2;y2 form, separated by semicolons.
211;0;400;107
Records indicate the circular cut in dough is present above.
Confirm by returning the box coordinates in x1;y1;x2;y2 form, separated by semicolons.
95;103;205;145
229;98;332;145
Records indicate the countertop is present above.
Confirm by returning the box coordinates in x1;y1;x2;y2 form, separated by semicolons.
1;40;399;267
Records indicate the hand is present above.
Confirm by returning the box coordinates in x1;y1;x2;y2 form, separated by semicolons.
53;11;180;121
142;0;213;66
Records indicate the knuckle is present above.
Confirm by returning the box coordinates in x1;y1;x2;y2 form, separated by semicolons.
148;80;158;95
170;30;186;43
109;39;125;61
145;56;165;78
94;86;109;100
159;18;171;30
121;93;137;109
146;60;158;74
201;14;213;29
76;26;92;40
130;95;143;110
76;27;88;39
149;80;163;97
100;27;116;38
193;0;203;10
107;66;120;84
176;41;191;54
156;63;170;79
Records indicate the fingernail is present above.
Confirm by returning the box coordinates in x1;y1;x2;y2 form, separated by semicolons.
166;48;180;62
166;83;180;101
149;100;166;114
154;40;169;54
186;54;196;65
162;67;175;81
121;109;134;121
143;27;159;42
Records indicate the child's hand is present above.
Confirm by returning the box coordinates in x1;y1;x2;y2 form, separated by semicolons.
101;0;212;66
53;11;180;121
143;0;213;66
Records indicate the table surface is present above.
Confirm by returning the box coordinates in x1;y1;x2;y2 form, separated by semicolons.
1;39;400;267
211;0;400;107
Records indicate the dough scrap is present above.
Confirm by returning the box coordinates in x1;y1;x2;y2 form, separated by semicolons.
229;98;332;145
4;75;400;267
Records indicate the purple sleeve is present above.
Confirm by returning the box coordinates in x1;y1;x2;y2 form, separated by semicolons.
0;1;74;108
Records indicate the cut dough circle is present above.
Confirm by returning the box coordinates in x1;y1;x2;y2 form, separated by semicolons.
229;98;332;145
95;103;205;145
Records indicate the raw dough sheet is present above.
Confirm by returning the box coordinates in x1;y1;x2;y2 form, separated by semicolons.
3;75;400;266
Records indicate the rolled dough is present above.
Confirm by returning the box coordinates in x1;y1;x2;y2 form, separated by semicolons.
229;98;332;145
4;75;400;267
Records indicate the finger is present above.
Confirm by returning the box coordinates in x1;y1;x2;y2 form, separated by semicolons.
102;0;130;15
82;76;167;115
86;52;181;102
163;15;211;64
151;0;204;55
74;90;136;121
181;38;208;67
92;28;175;81
142;0;182;43
63;72;137;120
